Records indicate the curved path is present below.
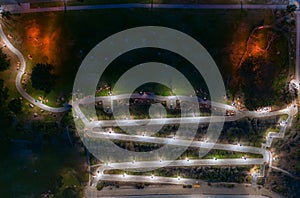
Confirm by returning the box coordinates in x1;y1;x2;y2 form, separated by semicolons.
0;21;66;112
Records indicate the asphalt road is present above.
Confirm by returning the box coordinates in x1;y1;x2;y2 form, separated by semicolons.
296;11;300;82
1;3;288;14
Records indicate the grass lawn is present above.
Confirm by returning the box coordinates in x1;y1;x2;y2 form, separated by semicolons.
1;8;277;107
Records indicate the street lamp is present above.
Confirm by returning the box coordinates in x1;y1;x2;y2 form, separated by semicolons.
64;0;67;13
240;0;243;11
150;0;153;12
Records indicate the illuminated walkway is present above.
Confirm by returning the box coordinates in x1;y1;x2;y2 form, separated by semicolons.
71;93;297;187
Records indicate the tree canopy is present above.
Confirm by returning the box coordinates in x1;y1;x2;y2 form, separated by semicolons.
0;79;11;142
0;79;9;107
31;63;56;93
240;57;276;110
287;4;297;13
8;98;22;114
0;50;10;71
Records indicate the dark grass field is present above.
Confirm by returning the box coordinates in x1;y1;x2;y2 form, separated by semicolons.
1;8;280;104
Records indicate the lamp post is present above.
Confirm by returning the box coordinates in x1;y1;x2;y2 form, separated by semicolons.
64;0;67;13
240;0;243;11
150;0;153;13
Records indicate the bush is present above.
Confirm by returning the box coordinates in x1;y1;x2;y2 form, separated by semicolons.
0;50;10;71
31;63;56;93
62;187;78;198
96;181;104;191
8;98;22;114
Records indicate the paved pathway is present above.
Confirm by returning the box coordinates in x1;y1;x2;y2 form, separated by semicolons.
73;92;296;186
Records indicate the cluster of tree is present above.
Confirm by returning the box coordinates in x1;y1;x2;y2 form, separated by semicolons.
0;79;8;106
96;181;119;191
31;121;59;140
240;57;276;110
0;79;11;145
62;187;78;198
0;79;13;150
8;98;22;114
31;63;56;93
286;4;297;13
0;50;10;71
220;118;278;146
154;166;251;183
113;140;163;152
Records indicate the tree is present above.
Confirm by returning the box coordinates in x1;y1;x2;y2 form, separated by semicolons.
0;50;10;71
96;181;104;191
240;57;276;110
0;79;8;106
31;63;56;93
0;79;11;143
62;187;78;198
287;4;297;13
1;11;11;20
8;98;22;114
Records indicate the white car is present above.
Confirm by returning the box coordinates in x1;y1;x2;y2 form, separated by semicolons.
292;82;299;90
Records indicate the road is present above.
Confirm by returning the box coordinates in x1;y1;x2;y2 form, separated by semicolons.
100;195;272;198
1;3;288;14
0;0;287;4
88;182;284;198
296;11;300;82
